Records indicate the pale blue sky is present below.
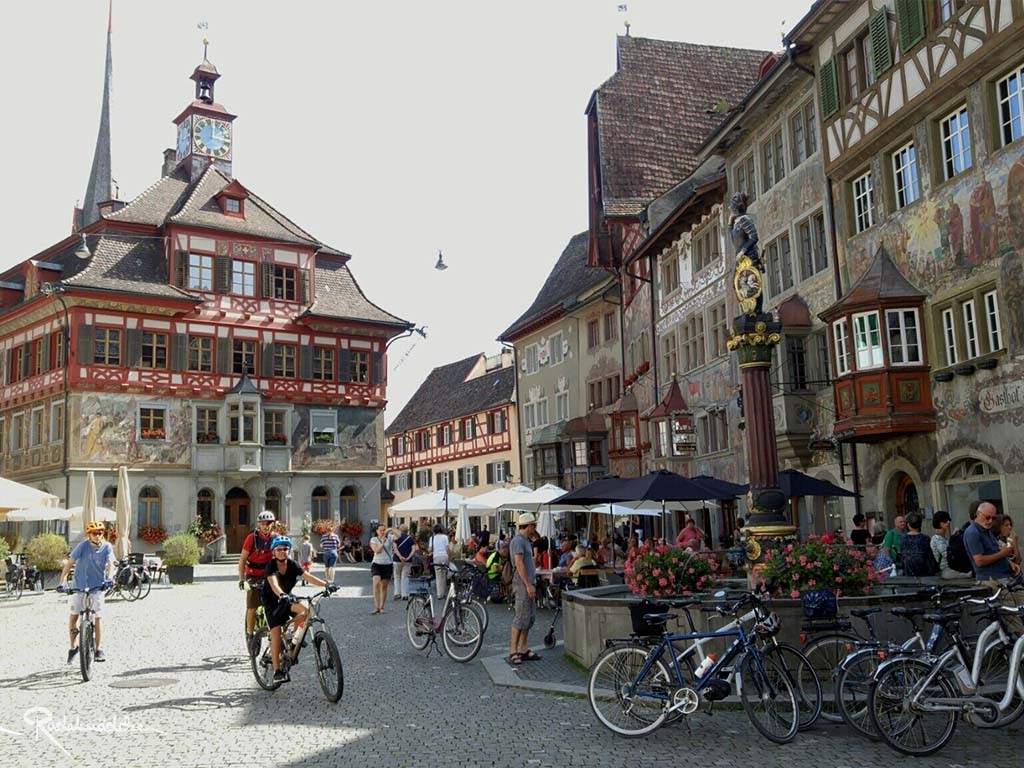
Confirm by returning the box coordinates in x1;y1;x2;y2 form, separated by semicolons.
1;0;814;418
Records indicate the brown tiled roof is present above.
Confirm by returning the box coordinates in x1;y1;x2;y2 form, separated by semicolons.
594;36;769;217
820;245;926;318
303;258;408;328
61;234;196;300
385;355;516;434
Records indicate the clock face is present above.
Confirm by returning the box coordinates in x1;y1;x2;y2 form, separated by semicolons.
176;118;191;160
192;117;232;158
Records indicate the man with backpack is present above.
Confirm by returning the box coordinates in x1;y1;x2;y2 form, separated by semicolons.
964;501;1024;637
239;510;277;645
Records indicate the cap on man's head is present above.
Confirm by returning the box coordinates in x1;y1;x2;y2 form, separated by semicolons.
498;541;509;550
517;511;537;527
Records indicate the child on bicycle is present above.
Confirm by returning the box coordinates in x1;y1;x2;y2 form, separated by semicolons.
57;520;115;664
262;535;336;683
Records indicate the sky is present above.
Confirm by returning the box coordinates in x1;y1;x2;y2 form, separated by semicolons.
0;0;814;421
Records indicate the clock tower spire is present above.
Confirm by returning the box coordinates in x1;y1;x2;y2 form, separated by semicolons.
173;40;236;182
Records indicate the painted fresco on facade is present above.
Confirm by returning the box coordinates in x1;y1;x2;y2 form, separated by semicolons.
623;284;655;415
76;394;191;465
292;406;380;470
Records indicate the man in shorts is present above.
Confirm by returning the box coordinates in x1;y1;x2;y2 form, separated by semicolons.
239;510;277;645
508;511;540;665
57;520;115;663
320;526;342;581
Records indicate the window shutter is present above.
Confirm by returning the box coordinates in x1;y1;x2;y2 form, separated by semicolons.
436;473;442;491
20;342;30;378
217;255;231;293
171;333;187;371
372;351;383;385
338;348;353;382
217;338;231;374
486;463;494;485
261;261;273;299
299;345;313;380
504;460;511;481
299;268;311;305
77;325;94;364
406;472;413;490
175;250;188;288
388;475;395;491
895;0;925;53
261;342;274;378
125;328;142;368
457;468;464;488
426;468;432;487
869;7;893;74
818;57;840;119
40;336;51;373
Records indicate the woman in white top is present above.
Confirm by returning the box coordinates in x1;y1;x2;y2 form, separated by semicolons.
930;510;959;580
369;523;397;614
431;523;450;599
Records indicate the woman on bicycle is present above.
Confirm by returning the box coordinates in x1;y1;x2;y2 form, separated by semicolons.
262;535;333;684
57;521;115;664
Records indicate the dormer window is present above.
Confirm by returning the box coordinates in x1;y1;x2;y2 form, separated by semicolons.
216;180;249;217
225;198;241;215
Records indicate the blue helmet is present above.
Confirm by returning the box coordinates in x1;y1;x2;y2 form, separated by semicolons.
270;536;292;550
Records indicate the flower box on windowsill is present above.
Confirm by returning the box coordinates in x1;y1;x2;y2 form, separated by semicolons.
933;370;955;383
196;434;219;444
265;438;287;446
312;434;335;445
976;358;999;371
953;363;976;377
140;429;166;441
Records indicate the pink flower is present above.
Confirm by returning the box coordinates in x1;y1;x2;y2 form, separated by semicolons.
659;578;668;587
799;555;808;565
790;589;800;599
808;579;816;587
835;576;843;583
833;564;840;571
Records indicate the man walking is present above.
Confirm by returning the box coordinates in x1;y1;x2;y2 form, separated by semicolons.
320;525;342;584
964;501;1023;637
392;524;415;600
508;512;540;665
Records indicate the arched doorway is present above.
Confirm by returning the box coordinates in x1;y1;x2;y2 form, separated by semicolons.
893;472;919;521
225;487;252;552
941;458;1002;518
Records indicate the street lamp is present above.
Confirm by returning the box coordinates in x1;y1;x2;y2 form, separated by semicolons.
384;325;427;351
41;282;72;507
434;250;448;271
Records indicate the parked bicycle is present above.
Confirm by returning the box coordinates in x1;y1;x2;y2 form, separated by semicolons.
105;555;151;601
64;587;105;682
4;553;36;600
405;565;485;662
587;590;800;743
249;586;343;702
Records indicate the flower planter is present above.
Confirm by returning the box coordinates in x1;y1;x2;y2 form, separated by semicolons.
167;565;194;584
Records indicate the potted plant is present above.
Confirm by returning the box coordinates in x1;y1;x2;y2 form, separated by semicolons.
311;519;336;536
343;521;364;540
265;433;287;445
272;521;288;536
162;534;200;584
25;532;70;589
139;524;168;546
624;542;718;598
761;534;881;598
140;427;166;440
196;431;219;444
186;514;222;545
103;521;118;545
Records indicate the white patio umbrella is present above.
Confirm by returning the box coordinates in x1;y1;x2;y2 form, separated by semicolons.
470;484;533;535
454;502;472;548
81;471;98;526
389;490;489;515
0;478;59;518
5;505;71;521
115;465;132;560
497;483;572;512
536;507;557;540
66;505;117;522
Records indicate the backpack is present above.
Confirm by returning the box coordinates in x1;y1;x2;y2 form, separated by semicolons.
500;557;514;587
946;523;974;574
901;533;938;577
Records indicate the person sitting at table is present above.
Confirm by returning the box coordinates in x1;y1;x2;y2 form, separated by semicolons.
568;545;596;586
556;540;574;569
675;518;704;551
626;535;640;560
596;538;613;567
473;541;490;568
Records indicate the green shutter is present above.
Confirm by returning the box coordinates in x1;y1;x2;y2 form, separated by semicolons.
338;349;352;382
77;325;94;364
299;268;311;305
486;463;494;485
895;0;925;53
40;336;51;373
20;342;30;378
261;261;273;299
869;7;893;74
372;351;383;385
217;255;231;293
262;342;275;378
299;345;313;380
819;57;840;119
171;333;187;371
216;338;231;374
175;250;188;288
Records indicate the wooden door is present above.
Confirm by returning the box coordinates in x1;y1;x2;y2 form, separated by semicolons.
225;491;251;552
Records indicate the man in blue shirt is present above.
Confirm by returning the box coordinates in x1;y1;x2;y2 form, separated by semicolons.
508;512;539;665
964;501;1023;637
57;521;115;663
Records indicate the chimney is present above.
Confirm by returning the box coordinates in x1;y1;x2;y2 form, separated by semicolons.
162;148;177;177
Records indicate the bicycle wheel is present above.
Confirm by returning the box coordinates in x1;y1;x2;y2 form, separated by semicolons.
122;568;141;601
801;633;857;722
442;605;483;663
406;595;433;651
976;639;1024;728
135;569;152;600
588;645;671;737
835;647;883;739
464;598;488;635
764;642;822;730
313;631;344;703
249;627;281;691
869;657;957;756
739;652;799;744
14;573;24;601
79;621;94;682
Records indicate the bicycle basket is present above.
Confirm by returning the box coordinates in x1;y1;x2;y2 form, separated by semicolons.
801;589;837;618
629;599;671;636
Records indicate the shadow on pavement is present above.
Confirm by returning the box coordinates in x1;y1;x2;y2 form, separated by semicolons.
0;669;84;691
115;655;251;677
122;686;264;713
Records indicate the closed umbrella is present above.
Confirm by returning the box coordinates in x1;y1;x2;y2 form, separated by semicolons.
454;502;472;549
115;465;132;560
81;471;98;526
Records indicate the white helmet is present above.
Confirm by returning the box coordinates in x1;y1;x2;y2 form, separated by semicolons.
257;510;276;523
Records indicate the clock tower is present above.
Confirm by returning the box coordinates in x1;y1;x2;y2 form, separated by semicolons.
173;42;236;182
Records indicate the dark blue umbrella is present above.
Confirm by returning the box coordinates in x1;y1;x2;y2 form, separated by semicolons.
549;476;624;506
609;470;717;540
778;468;858;498
690;474;747;499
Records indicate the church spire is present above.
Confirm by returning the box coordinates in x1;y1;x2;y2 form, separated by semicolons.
79;1;114;230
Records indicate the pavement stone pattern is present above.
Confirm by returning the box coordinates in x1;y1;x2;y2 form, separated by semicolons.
1;561;1020;768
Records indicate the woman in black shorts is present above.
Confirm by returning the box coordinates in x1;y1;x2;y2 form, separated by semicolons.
369;523;397;615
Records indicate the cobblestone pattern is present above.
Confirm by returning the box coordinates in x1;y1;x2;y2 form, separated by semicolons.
0;562;1019;767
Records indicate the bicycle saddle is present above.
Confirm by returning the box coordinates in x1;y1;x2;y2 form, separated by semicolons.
922;610;961;625
642;612;675;624
849;607;882;618
890;606;926;618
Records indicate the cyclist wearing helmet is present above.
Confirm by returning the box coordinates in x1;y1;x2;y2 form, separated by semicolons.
240;510;277;643
57;521;115;664
262;535;332;683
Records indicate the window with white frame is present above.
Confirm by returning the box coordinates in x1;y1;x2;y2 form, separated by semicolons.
765;234;794;297
231;259;256;296
29;406;44;447
662;332;678;380
661;253;679;297
487;410;506;434
941;308;958;366
588;380;603;409
310;409;337;446
139;406;167;440
459;465;479;488
785;336;809;390
415;469;432;488
852;312;884;369
692;223;720;273
892;141;920;209
555;390;569;422
811;332;831;388
962;299;979;359
10;412;23;451
525;344;539;374
790;99;817;166
735;153;757;202
393;473;410;492
708;301;729;359
984;290;1003;352
490;460;508;483
573;441;587;466
603;311;617;342
852;171;875;233
997;63;1024;147
697;411;729;455
833;319;851;376
189;253;214;290
761;128;786;191
50;401;65;442
940;106;972;179
885;309;922;365
461;417;475;441
797;211;828;280
549;332;564;365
